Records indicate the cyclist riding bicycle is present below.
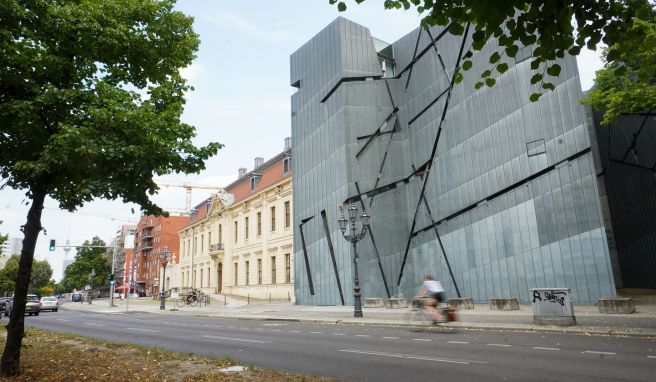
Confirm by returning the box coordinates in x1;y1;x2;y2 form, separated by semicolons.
416;274;445;323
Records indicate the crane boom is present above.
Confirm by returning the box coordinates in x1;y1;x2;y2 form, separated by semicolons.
154;179;224;212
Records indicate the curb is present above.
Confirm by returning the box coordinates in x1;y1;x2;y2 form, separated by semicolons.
60;306;656;338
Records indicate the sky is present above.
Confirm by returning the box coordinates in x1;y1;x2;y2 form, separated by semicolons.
0;0;603;281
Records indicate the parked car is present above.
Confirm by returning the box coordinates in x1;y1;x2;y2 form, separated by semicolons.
4;294;41;316
40;296;59;312
71;293;82;302
0;297;12;312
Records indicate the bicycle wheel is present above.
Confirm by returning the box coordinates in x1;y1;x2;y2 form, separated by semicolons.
191;297;200;307
176;297;186;308
406;307;432;330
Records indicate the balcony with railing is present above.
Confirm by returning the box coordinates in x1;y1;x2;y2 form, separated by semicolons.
209;243;225;259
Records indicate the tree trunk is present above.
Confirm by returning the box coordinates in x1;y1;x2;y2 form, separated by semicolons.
0;187;46;377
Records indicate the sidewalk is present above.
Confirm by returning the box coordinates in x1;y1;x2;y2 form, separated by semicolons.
61;295;656;337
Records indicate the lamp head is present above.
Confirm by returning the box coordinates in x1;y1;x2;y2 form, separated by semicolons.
348;204;358;221
338;214;348;234
361;210;370;226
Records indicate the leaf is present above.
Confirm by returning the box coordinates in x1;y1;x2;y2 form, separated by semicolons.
449;23;464;36
485;78;496;87
546;64;561;77
530;59;540;70
506;45;519;58
481;69;492;78
462;60;473;71
489;52;501;64
529;93;542;102
454;72;464;84
496;63;509;73
542;82;555;91
530;73;543;84
337;2;346;12
474;81;484;89
605;48;620;62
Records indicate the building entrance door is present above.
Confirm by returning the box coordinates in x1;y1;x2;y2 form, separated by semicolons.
217;263;223;293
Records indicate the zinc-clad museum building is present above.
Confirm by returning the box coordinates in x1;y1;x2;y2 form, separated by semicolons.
290;18;656;306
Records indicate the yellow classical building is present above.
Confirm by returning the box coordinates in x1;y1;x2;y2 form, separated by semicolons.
177;146;293;300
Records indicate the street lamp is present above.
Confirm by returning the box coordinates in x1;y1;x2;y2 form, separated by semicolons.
88;267;95;304
159;246;170;310
338;204;370;318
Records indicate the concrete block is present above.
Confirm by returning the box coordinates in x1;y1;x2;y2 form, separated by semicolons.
364;298;384;308
489;297;520;311
385;298;408;309
448;298;474;309
598;298;636;314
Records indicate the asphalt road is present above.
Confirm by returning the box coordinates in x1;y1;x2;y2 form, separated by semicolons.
23;309;656;382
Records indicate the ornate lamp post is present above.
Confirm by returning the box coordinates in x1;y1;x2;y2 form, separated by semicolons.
159;246;170;310
338;204;370;318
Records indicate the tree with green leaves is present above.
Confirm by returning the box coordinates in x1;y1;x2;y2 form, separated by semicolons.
60;237;111;292
0;0;220;375
581;16;656;124
0;255;19;295
330;0;655;106
28;259;53;295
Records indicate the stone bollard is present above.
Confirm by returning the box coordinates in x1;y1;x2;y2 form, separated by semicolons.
489;297;520;311
385;298;408;309
364;298;384;308
448;298;474;310
598;297;635;314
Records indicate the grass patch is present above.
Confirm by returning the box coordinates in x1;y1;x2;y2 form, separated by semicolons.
0;328;338;381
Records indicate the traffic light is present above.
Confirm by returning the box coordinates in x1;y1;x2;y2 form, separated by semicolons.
49;239;56;251
109;273;115;283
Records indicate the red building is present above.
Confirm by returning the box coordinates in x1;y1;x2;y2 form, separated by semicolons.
132;214;189;296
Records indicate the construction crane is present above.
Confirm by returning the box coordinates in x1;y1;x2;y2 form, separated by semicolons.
154;180;224;213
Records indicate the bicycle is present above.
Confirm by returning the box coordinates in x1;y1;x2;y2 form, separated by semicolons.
406;297;458;329
176;293;200;308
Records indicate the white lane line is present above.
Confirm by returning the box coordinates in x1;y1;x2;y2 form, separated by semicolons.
203;335;271;344
126;327;159;333
83;322;105;327
583;351;616;355
332;333;346;336
288;330;301;333
487;343;512;347
448;341;470;344
533;347;560;351
271;329;283;332
647;355;656;359
412;339;432;342
383;337;399;340
355;335;370;338
340;349;488;365
309;331;322;334
56;318;70;322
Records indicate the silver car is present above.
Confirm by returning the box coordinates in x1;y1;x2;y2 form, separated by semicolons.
40;296;59;312
5;294;41;316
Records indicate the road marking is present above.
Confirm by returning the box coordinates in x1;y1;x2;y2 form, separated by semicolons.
203;335;271;344
83;322;105;327
487;343;512;347
262;323;288;326
355;335;370;338
412;339;432;342
56;318;70;322
448;341;470;344
383;337;399;339
309;331;322;334
126;328;159;333
288;330;301;333
339;349;487;365
584;351;616;355
533;347;560;351
271;329;283;332
332;333;346;336
647;355;656;359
